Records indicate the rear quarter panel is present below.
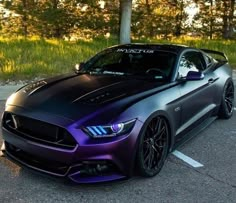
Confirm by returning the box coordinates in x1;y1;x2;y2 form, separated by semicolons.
212;63;233;111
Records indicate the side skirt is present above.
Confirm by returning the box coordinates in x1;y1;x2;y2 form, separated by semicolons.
171;116;217;151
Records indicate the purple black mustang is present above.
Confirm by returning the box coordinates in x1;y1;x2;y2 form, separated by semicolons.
1;44;234;183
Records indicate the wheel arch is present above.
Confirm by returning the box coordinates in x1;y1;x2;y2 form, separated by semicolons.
130;110;175;176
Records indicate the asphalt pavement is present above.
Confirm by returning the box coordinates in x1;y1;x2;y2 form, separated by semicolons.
0;85;23;100
0;72;236;203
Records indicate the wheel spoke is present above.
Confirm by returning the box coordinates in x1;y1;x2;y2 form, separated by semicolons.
154;143;163;153
226;102;232;112
151;144;158;152
157;118;162;134
225;98;232;105
225;96;233;102
147;125;154;135
223;82;235;114
147;148;154;169
143;139;149;144
225;97;233;112
225;98;232;106
143;145;150;158
145;128;153;139
144;146;152;164
227;85;233;92
154;117;160;132
154;126;166;140
144;146;154;168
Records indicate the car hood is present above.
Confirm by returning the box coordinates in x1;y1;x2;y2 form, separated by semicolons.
6;73;166;122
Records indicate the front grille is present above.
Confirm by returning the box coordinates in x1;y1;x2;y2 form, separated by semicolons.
3;113;77;149
5;142;70;176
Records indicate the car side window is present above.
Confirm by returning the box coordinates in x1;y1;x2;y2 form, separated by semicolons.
178;51;206;78
204;54;213;68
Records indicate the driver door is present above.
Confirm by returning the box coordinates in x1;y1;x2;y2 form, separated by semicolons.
176;50;218;138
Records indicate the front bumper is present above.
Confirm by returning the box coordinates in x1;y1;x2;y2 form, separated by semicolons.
1;107;143;183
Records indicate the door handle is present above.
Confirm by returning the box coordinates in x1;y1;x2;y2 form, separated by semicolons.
208;78;214;84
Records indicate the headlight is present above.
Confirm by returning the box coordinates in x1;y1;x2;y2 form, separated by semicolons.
82;119;136;138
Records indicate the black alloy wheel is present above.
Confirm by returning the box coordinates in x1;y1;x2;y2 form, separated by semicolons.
219;79;234;119
137;116;169;177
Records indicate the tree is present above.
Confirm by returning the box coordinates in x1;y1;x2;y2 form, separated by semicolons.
193;0;219;39
193;0;236;39
1;0;38;37
221;0;236;39
34;0;78;38
74;0;120;39
132;0;189;39
119;0;132;44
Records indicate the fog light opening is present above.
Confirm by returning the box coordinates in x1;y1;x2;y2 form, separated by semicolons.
78;161;118;177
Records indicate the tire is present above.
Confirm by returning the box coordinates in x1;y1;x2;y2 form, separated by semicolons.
218;79;234;119
136;116;169;177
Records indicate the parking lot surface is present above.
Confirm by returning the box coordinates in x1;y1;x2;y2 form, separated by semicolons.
0;75;236;203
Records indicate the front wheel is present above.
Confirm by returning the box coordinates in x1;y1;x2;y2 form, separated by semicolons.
136;116;169;177
218;79;234;119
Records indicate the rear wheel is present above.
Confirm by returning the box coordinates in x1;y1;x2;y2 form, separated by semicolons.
136;116;169;177
218;79;234;119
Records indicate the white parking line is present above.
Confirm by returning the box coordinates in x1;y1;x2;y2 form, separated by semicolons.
172;150;204;168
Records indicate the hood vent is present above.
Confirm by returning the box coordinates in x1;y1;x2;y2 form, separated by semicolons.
80;91;126;105
23;80;47;95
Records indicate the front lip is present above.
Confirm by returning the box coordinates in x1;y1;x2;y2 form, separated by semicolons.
1;106;143;183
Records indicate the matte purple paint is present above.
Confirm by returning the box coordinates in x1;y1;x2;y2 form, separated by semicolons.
2;44;231;183
2;107;143;182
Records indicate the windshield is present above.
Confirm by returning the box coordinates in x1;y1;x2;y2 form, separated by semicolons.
82;48;176;80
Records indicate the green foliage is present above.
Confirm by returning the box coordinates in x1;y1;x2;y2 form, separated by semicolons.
0;37;118;80
0;0;120;38
132;0;190;38
34;0;78;38
0;37;235;81
1;0;234;40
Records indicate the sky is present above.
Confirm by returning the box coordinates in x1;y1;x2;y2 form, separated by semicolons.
185;3;199;24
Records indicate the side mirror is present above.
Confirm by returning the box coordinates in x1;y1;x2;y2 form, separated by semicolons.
75;62;85;73
186;71;204;81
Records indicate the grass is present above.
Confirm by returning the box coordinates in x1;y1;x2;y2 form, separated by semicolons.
0;37;118;81
0;36;235;81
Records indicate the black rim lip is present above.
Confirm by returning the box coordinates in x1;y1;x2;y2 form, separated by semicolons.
142;117;169;172
225;82;234;114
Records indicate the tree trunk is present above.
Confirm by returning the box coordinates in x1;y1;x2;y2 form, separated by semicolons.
228;0;235;39
145;0;154;37
174;0;183;37
119;0;132;44
222;0;235;39
22;0;28;38
52;0;60;38
209;0;213;40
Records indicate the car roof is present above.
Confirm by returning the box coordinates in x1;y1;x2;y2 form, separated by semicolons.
110;43;189;54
